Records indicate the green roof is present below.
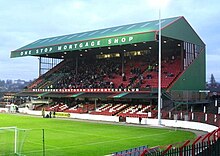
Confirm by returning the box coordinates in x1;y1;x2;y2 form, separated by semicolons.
11;16;181;58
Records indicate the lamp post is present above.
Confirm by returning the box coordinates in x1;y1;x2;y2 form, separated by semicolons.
157;0;162;125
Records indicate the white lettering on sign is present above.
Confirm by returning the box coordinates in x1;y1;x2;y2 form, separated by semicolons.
85;42;89;47
69;45;73;49
63;45;68;50
114;38;119;43
32;88;139;92
74;44;78;48
121;37;126;42
58;46;62;51
129;36;133;41
91;41;95;46
79;43;83;48
108;39;112;44
19;35;135;56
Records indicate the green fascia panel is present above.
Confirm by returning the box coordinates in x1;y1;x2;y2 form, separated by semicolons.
113;92;129;98
174;101;209;105
170;50;206;91
69;92;84;98
11;32;155;58
38;92;50;97
162;17;205;46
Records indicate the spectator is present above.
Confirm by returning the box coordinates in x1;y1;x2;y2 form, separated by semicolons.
122;73;126;81
42;108;45;118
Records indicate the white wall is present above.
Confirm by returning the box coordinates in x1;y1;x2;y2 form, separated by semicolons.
0;108;8;113
19;109;218;132
70;113;119;122
20;109;119;122
126;117;217;132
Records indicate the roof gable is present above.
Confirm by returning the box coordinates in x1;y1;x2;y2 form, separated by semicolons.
162;16;205;46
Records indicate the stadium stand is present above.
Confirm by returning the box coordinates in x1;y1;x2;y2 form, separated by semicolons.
28;55;181;91
45;103;68;112
118;105;155;118
65;104;95;113
90;103;127;116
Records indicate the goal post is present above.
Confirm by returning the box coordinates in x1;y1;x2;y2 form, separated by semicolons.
0;126;28;156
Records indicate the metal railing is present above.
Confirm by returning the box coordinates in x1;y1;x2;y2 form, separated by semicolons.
143;128;220;156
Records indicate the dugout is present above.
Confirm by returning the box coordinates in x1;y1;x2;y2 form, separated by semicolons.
11;16;206;106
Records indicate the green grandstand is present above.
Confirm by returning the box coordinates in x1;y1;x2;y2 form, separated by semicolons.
7;16;220;156
11;16;207;106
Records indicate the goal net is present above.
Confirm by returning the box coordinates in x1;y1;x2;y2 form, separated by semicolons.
0;127;28;156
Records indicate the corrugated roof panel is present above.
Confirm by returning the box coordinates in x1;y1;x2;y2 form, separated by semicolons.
155;20;166;26
140;23;150;28
88;31;99;36
29;39;41;45
126;24;136;30
67;34;77;40
12;16;180;53
48;37;58;42
100;28;111;34
57;36;67;41
77;32;88;38
39;38;51;43
112;26;124;32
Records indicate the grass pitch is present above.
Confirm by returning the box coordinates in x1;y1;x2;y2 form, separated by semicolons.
0;113;196;156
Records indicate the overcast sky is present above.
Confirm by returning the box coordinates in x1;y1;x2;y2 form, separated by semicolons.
0;0;220;82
